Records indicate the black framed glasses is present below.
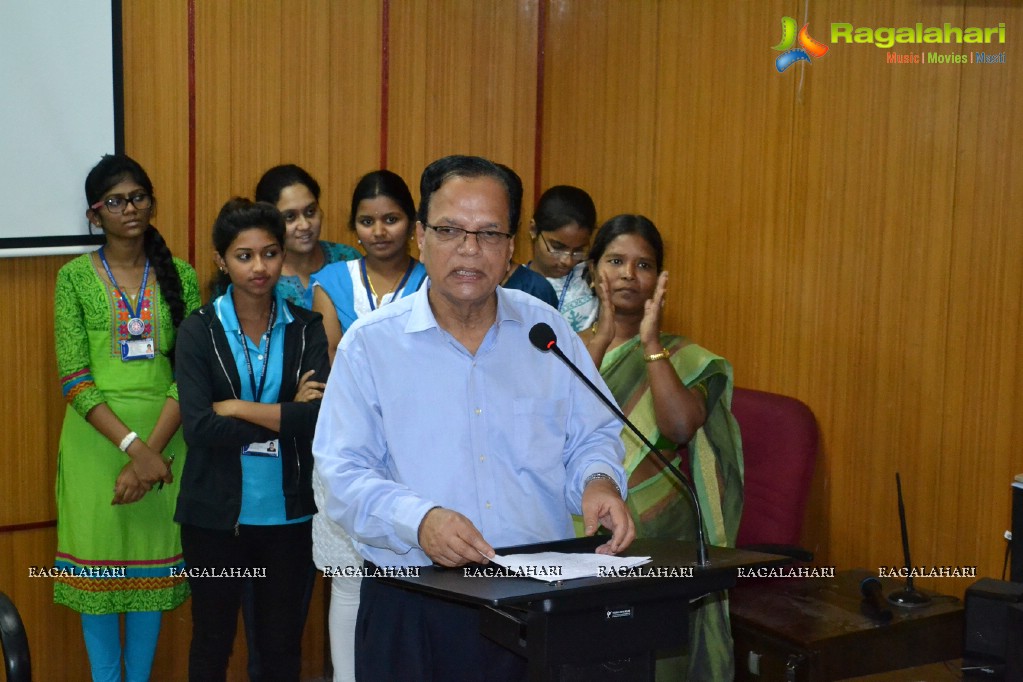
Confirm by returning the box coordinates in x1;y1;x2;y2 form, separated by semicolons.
539;233;588;261
91;193;153;214
423;223;513;249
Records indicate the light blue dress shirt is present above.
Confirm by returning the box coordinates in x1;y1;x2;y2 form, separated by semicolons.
312;283;627;567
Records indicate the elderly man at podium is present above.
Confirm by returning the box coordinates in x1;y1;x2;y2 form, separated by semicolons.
313;155;634;681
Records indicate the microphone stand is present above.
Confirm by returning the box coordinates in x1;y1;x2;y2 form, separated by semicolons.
538;337;710;567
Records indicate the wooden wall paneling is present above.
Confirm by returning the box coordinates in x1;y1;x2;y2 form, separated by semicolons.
943;3;1023;589
0;528;87;682
650;2;836;559
387;0;539;258
794;1;966;594
228;2;285;189
325;0;384;248
541;0;658;220
0;256;64;526
193;1;288;293
278;0;332;179
120;1;191;258
383;0;430;187
193;0;238;293
649;2;799;374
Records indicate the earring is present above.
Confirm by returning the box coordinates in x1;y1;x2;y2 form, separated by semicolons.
357;239;363;245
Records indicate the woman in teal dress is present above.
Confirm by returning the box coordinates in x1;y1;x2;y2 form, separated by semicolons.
584;215;744;681
54;154;200;681
253;164;361;305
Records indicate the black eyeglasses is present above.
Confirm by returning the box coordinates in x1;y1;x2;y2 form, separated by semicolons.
91;193;153;214
423;223;513;249
539;233;588;261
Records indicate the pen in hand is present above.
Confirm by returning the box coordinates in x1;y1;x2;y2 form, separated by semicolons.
157;454;175;491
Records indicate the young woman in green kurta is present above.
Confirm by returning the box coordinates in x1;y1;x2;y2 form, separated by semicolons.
584;215;744;681
54;154;199;681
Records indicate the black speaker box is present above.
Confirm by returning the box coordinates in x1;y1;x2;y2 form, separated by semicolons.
1011;480;1023;583
1006;603;1023;679
963;578;1023;663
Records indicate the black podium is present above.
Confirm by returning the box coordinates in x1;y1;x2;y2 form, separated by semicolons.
378;536;785;681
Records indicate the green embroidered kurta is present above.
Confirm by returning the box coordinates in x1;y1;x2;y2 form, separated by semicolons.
54;252;199;614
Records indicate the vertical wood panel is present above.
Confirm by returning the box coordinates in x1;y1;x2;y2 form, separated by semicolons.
387;0;538;254
326;0;384;243
0;257;65;525
120;1;191;258
943;2;1023;580
794;1;964;582
541;0;658;216
0;528;87;682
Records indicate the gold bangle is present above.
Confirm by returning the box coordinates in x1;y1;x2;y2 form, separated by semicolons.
644;347;672;363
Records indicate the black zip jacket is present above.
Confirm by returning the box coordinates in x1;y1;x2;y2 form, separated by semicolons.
174;300;329;530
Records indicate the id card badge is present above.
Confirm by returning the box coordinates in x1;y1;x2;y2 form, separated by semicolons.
242;439;280;458
120;338;156;361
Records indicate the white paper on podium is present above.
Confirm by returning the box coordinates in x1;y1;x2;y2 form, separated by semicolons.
488;551;652;582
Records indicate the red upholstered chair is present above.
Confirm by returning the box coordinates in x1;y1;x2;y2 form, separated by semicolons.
731;387;819;557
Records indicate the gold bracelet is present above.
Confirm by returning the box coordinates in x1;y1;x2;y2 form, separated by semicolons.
644;347;672;363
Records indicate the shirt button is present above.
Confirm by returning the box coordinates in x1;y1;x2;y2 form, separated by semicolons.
257;355;264;361
479;455;485;462
475;408;481;415
486;502;492;509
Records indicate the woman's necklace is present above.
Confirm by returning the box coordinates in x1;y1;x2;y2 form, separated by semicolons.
361;257;415;310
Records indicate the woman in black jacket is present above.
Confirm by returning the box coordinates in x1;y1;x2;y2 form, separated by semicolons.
175;198;329;681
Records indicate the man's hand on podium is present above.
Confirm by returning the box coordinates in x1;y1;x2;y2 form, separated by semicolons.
582;480;636;555
418;507;496;567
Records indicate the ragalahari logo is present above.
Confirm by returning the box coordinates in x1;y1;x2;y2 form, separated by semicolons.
773;17;829;72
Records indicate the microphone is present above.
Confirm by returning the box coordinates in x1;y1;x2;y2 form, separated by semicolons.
860;576;894;623
528;322;710;567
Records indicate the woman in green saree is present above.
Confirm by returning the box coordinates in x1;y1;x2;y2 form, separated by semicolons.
584;215;744;680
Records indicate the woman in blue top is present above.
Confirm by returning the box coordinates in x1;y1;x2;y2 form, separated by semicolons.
309;170;426;362
527;185;599;331
254;164;361;306
175;198;329;681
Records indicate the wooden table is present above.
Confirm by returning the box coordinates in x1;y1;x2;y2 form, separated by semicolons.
730;569;964;681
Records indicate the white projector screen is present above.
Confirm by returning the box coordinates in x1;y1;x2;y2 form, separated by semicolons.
0;1;122;258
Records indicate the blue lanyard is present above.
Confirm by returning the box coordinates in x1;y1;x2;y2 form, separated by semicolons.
240;300;276;403
360;258;416;311
98;248;150;337
557;268;575;311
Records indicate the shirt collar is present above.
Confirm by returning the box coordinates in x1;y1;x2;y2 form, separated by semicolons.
404;279;524;335
215;284;294;333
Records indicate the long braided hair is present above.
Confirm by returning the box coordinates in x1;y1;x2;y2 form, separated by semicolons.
85;154;187;330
